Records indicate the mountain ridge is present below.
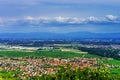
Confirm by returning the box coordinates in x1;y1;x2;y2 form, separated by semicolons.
0;32;120;39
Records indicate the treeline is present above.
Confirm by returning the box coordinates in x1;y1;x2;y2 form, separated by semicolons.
79;47;120;60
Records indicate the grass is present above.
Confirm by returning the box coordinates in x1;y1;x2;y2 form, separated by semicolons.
0;49;99;58
99;59;120;75
101;59;120;66
110;68;120;74
60;48;88;54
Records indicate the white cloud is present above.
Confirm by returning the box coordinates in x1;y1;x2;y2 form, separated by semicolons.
24;16;35;21
106;15;118;21
0;15;120;28
87;16;100;22
54;17;87;24
54;16;69;23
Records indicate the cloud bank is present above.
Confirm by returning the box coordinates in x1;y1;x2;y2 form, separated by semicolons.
0;15;120;33
1;15;120;26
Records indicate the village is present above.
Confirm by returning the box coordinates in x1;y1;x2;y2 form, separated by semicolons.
0;57;98;79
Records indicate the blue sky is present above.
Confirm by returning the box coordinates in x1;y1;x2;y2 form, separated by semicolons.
0;0;120;33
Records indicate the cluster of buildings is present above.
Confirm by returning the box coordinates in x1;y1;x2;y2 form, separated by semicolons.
80;44;120;49
0;57;97;79
0;45;54;50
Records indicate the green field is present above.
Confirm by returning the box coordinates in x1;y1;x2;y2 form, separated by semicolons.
110;68;120;74
99;59;120;74
101;59;120;66
60;48;88;54
0;49;99;58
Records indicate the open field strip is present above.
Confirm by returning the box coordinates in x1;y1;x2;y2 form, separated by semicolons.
0;49;99;58
61;48;88;54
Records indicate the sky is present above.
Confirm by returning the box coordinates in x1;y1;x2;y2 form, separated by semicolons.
0;0;120;33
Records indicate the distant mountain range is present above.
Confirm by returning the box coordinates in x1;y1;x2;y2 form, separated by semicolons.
0;32;120;39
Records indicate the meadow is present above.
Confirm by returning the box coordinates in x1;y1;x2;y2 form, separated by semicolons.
0;49;99;58
100;59;120;74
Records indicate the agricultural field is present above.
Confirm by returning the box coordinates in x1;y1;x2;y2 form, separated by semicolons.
101;59;120;66
100;59;120;74
0;49;99;58
60;48;88;54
